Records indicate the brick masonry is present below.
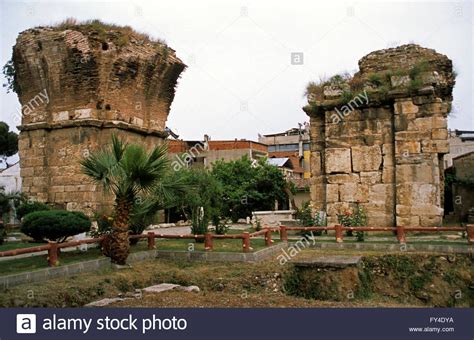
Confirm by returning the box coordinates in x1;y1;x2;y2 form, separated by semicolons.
13;24;186;214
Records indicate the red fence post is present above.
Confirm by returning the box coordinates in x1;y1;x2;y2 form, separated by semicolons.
48;242;58;267
335;225;343;243
204;233;213;251
242;232;251;252
147;232;156;249
466;225;474;244
280;226;288;241
396;225;406;244
265;229;272;247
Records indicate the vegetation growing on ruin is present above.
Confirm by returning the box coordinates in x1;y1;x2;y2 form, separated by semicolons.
54;18;167;47
304;60;445;106
2;60;19;94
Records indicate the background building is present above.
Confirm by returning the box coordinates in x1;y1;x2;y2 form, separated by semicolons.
444;130;474;168
168;135;268;169
258;124;311;179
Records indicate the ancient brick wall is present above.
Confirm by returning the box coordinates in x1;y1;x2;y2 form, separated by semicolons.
13;23;186;215
304;45;455;227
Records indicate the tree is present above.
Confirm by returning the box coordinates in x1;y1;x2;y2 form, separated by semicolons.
170;168;224;237
0;122;18;168
80;135;175;265
211;156;288;222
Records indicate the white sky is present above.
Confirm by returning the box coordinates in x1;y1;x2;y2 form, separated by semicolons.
0;0;472;142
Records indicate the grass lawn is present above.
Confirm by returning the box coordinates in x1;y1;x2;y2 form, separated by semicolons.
0;242;42;252
0;237;280;276
155;237;279;252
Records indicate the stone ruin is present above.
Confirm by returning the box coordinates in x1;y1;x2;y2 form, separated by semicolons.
303;44;455;227
12;22;186;215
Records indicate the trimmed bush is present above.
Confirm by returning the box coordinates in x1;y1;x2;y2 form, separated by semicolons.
0;221;5;245
21;210;91;243
16;202;50;219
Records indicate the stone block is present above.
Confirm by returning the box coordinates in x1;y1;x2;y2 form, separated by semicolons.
420;215;442;227
339;183;368;203
382;143;393;155
382;166;395;183
50;185;65;193
407;117;432;131
53;111;69;122
432;116;448;129
325;148;351;174
431;128;448;140
395;163;434;183
396;183;438;206
74;108;92;119
359;171;381;184
410;204;444;216
421;140;449;153
311;152;322;176
326;173;360;184
367;214;394;228
394;99;419;114
396;215;420;227
383;154;394;167
395;140;421;155
327;202;353;217
326;184;339;202
351;145;382;172
369;184;393;203
395;130;431;140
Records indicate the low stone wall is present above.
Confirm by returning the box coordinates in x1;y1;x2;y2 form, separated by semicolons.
252;210;296;227
308;242;474;254
0;243;288;288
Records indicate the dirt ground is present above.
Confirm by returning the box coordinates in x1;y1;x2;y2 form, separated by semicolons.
0;248;472;308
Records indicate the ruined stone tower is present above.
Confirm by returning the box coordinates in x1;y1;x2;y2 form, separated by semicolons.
304;44;455;227
13;21;186;215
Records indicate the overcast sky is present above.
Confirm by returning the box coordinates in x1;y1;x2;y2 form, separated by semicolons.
0;0;472;142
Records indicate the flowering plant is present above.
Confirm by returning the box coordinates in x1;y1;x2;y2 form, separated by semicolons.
337;205;366;241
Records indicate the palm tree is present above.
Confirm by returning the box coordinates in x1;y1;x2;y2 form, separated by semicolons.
80;135;174;265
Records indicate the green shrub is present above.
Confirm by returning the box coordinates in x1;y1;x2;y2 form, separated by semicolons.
0;221;5;245
21;210;91;243
367;73;384;86
16;202;50;219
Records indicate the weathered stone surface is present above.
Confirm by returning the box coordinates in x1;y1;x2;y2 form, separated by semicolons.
305;44;453;228
325;148;351;174
326;184;339;203
339;183;369;203
395;140;421;155
421;140;449;153
431;128;448;140
359;171;381;184
351;145;382;172
142;283;200;294
14;23;186;214
326;173;360;184
394;100;419;115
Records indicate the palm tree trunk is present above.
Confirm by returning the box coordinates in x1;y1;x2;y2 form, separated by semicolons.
110;196;131;265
